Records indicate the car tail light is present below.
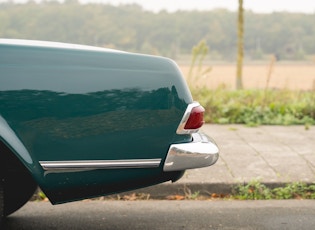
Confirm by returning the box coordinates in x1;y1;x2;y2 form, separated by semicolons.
176;102;205;134
184;105;205;130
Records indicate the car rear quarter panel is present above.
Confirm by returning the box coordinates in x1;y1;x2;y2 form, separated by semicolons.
0;42;193;203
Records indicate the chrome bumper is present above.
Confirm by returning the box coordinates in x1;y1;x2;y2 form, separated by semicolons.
163;133;219;172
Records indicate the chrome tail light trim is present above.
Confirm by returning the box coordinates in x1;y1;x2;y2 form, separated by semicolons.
176;102;203;134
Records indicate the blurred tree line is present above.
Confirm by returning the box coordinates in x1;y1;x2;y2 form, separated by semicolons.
1;1;314;60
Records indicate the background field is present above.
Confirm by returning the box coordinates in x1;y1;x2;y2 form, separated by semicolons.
179;63;315;91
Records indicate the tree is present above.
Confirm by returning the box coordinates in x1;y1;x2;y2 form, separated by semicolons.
236;0;244;89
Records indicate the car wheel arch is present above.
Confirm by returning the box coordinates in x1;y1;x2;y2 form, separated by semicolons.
0;136;39;216
0;116;44;183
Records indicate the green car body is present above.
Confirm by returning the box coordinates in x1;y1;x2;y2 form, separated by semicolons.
0;39;218;217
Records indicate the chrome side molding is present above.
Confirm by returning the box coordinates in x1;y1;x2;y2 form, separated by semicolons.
163;133;219;172
40;159;161;172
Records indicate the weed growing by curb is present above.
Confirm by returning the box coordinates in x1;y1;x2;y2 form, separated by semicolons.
231;180;315;200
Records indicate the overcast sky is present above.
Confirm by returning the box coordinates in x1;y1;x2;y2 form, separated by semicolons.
3;0;315;14
78;0;315;14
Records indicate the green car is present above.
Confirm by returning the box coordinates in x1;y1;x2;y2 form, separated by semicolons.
0;39;219;220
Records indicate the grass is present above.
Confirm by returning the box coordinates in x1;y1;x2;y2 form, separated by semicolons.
185;49;315;126
231;180;315;200
192;87;315;126
163;181;315;200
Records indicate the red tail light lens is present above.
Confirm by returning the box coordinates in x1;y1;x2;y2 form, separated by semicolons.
176;102;206;134
184;105;205;130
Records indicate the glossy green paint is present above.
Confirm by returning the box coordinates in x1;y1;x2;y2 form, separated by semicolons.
0;41;193;203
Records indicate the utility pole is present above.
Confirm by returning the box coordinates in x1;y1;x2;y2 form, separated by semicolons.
236;0;244;89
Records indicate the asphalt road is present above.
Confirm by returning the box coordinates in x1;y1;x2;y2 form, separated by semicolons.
2;200;315;230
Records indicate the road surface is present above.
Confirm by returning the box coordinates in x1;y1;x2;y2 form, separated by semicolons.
3;200;315;230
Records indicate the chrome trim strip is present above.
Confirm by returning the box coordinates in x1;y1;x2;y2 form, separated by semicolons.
40;159;161;172
176;102;202;134
163;133;219;172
